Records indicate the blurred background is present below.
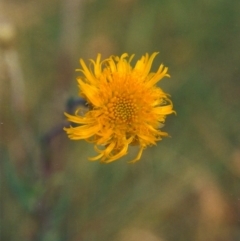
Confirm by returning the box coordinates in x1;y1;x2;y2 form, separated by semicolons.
1;0;240;240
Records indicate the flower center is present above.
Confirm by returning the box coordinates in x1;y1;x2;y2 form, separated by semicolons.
107;92;137;123
114;97;134;121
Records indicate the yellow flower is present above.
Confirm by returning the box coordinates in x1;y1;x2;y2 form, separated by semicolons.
64;53;175;163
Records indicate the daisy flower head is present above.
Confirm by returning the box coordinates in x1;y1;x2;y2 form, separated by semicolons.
64;52;175;163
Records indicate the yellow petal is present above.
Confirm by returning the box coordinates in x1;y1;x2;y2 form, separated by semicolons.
78;81;102;107
128;146;144;163
78;59;97;85
142;52;159;77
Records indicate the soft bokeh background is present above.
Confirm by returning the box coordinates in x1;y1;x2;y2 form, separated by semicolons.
1;0;240;240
